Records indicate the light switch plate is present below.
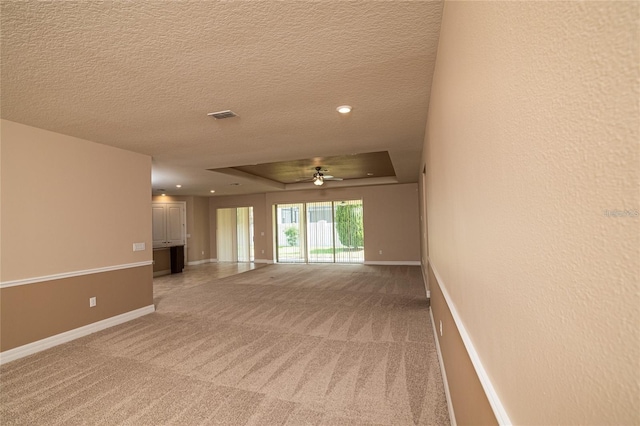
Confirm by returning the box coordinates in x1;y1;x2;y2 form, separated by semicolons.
133;242;146;251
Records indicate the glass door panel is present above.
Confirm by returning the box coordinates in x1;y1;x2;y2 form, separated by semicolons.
334;200;365;263
276;203;305;263
307;202;335;263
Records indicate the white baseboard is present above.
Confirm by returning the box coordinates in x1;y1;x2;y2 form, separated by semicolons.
363;261;421;266
0;304;155;365
430;307;457;426
186;259;211;266
254;259;274;264
429;258;512;425
421;263;431;299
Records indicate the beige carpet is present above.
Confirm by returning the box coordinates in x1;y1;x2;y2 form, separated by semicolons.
1;264;450;425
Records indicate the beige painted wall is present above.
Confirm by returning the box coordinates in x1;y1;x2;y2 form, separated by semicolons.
423;2;639;424
1;265;153;351
429;265;497;426
1;120;152;280
208;184;421;263
1;120;154;351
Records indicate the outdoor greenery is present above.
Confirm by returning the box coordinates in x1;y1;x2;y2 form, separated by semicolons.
283;226;299;246
335;203;364;249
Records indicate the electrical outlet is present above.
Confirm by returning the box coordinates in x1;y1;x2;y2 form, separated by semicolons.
439;320;443;336
89;297;97;308
201;251;204;255
133;242;145;251
261;249;265;254
379;250;383;255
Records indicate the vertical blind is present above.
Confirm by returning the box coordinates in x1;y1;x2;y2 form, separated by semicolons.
275;200;364;264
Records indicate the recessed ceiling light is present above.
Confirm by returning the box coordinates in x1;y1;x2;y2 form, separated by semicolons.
176;184;182;188
337;105;352;114
161;193;166;197
367;173;374;176
210;190;216;193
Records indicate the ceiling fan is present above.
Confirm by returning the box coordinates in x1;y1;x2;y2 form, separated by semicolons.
299;166;344;186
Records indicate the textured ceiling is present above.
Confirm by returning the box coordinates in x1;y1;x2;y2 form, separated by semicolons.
1;1;443;196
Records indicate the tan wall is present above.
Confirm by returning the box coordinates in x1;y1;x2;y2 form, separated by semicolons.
423;2;639;425
208;184;420;263
152;195;211;263
153;248;171;274
1;120;154;351
1;120;152;280
1;266;153;351
192;196;211;260
429;265;496;426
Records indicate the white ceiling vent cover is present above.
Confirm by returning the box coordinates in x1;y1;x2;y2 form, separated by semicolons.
207;110;238;119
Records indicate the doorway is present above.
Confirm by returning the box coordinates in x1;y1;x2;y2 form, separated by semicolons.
275;200;364;263
216;207;254;262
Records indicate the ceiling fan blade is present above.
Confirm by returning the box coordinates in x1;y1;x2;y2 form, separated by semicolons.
324;177;343;181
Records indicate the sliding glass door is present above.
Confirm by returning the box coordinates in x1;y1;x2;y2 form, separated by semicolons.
217;207;254;262
275;200;363;264
333;200;364;263
275;203;305;263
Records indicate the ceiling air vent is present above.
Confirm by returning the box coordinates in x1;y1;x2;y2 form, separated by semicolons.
207;110;237;119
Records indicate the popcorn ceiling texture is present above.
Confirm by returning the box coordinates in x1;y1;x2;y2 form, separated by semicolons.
0;1;443;194
425;2;639;424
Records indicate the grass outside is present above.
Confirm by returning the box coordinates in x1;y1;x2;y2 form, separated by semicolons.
277;246;364;263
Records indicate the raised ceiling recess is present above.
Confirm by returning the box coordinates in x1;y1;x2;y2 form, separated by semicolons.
209;151;395;187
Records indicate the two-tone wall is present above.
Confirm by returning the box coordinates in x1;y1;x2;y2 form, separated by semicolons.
1;120;154;359
209;184;421;264
422;2;639;424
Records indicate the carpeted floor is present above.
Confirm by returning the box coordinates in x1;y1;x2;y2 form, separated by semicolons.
1;263;450;425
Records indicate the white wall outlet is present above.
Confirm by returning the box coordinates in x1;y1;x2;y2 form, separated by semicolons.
201;250;205;255
261;249;265;254
186;233;191;238
89;297;97;308
133;242;145;251
439;320;443;336
379;250;383;255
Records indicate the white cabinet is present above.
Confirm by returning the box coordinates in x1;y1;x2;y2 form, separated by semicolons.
152;202;185;248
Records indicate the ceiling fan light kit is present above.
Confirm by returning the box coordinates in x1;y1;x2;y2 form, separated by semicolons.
307;166;345;186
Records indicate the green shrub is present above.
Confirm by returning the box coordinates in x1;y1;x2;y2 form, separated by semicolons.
335;203;364;248
284;226;299;246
